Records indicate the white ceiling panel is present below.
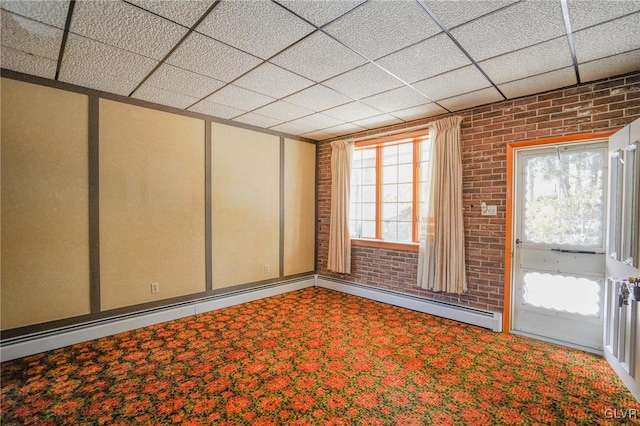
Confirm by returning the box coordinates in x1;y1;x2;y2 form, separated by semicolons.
132;84;199;109
568;0;640;32
439;87;503;111
1;11;62;60
63;34;158;83
188;100;246;120
323;63;404;100
233;112;284;129
413;66;491;101
283;84;352;112
270;31;367;82
478;37;574;85
301;129;340;140
390;103;447;121
205;84;275;111
353;114;404;130
498;67;576;99
59;64;140;96
377;33;470;83
321;122;367;137
275;0;366;27
573;12;640;63
579;49;640;83
126;0;215;28
252;100;315;122
424;0;517;29
0;0;69;28
166;32;262;82
144;64;225;99
450;1;566;61
269;121;316;135
323;101;383;122
234;62;314;99
196;0;314;60
285;113;345;130
70;0;187;60
1;45;57;79
361;86;430;114
324;0;441;60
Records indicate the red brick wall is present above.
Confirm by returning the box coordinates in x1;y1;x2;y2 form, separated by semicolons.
316;72;640;313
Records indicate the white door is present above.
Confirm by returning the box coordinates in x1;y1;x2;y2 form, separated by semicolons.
512;140;608;352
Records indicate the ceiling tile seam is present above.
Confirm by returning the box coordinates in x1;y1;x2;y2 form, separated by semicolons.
121;0;190;30
55;0;75;81
445;0;525;32
474;34;569;64
578;46;640;66
271;0;370;30
415;0;507;101
573;9;640;34
128;0;222;97
491;65;574;88
0;6;65;29
560;0;581;85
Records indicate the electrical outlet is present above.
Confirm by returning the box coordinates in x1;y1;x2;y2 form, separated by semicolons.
481;202;498;216
264;265;269;273
151;282;159;294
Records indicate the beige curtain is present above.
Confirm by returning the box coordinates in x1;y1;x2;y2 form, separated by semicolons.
327;140;353;274
418;116;467;294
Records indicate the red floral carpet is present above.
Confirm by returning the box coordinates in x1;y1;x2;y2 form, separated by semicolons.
1;287;639;425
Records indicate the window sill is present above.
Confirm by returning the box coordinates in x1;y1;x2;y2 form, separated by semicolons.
351;238;419;252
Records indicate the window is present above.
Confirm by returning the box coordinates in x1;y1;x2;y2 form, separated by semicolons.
350;131;431;246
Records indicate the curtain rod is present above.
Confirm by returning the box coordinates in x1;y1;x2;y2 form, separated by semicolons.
345;122;432;143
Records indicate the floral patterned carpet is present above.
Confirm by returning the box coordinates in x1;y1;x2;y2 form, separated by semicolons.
1;287;639;425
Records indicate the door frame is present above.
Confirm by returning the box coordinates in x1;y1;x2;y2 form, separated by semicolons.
503;131;615;333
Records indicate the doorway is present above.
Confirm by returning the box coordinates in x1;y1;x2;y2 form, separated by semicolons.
508;137;609;352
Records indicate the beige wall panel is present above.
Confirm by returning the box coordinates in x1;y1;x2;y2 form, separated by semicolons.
1;78;90;329
211;123;280;288
284;139;316;275
100;100;205;310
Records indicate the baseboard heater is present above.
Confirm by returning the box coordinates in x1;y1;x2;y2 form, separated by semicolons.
315;275;502;332
0;277;316;362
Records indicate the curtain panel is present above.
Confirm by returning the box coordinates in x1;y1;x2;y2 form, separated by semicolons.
327;140;353;274
418;116;467;294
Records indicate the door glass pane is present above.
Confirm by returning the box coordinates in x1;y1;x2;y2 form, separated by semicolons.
522;147;606;247
522;271;600;317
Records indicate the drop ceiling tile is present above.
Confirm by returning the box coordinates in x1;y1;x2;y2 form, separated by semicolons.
166;32;262;82
270;31;367;82
579;49;640;83
269;121;316;136
188;100;246;120
1;46;57;78
70;0;187;60
301;129;339;141
144;63;225;99
1;10;62;60
438;87;503;111
377;33;470;83
568;0;640;32
450;1;566;61
234;63;314;99
132;84;199;109
126;0;215;27
413;66;491;101
361;86;431;114
321;122;367;137
63;34;158;83
323;63;404;100
324;0;441;60
233;112;284;129
205;85;275;111
353;114;404;130
59;64;140;96
286;113;345;130
252;100;315;122
196;0;314;60
275;0;366;27
390;103;447;121
498;67;576;99
478;37;574;85
423;0;517;29
322;101;383;122
1;0;69;28
283;84;353;112
573;12;640;63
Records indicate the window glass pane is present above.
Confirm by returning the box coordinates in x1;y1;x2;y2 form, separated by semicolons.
383;145;398;165
383;165;397;184
383;184;397;202
351;168;362;187
382;221;397;241
363;167;376;185
362;148;376;166
398;164;413;183
398;143;413;163
361;221;376;238
362;185;376;203
362;202;376;220
397;203;412;221
398;183;412;202
398;222;412;242
383;203;398;220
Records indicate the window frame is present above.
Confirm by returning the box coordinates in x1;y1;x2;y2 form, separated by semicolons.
350;129;430;252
